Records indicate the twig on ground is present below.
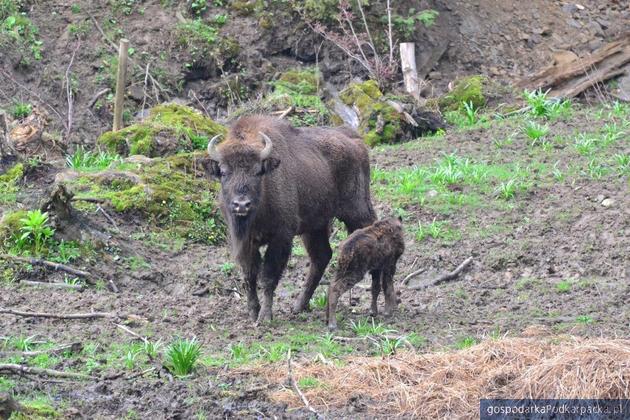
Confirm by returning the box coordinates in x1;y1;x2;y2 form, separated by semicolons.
402;267;426;286
65;41;81;142
402;257;420;285
0;364;94;380
115;323;148;344
20;280;84;291
87;88;111;109
287;349;323;419
125;367;156;380
0;308;119;320
0;254;95;284
97;205;119;231
72;197;106;203
278;106;294;119
407;257;474;290
1;343;82;357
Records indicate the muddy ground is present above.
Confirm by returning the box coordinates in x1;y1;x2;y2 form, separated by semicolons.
1;100;628;418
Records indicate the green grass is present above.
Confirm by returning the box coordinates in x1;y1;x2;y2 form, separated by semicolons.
373;336;405;356
11;101;32;118
351;318;395;337
454;336;477;349
576;315;594;325
522;121;549;144
414;219;459;241
66;147;122;171
310;290;328;310
165;338;202;377
523;89;573;119
555;280;572;293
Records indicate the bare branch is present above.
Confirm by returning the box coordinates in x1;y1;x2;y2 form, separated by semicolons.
287;349;323;419
0;364;94;380
407;257;474;290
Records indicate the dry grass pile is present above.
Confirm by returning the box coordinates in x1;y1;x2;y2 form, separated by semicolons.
264;334;630;418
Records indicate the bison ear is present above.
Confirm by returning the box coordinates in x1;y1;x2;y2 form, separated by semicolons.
203;159;221;179
261;157;280;174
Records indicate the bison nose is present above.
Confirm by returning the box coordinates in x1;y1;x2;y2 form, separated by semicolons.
231;198;251;215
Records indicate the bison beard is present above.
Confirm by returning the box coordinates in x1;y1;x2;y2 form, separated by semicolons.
207;115;378;324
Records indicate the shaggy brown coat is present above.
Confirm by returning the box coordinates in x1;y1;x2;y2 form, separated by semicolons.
327;217;405;329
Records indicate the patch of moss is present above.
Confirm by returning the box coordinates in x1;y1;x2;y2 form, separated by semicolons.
337;81;403;147
98;104;226;157
230;0;264;16
0;210;27;250
67;154;225;245
0;163;24;203
266;68;329;126
438;75;487;112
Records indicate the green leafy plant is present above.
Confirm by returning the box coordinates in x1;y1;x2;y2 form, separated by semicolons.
522;121;549;144
165;338;201;377
189;0;207;15
351;318;395;337
523;89;572;119
18;210;54;256
462;101;478;125
455;336;477;349
143;339;163;360
556;280;571;293
11;102;32;119
374;336;405;356
614;153;629;175
50;240;81;263
496;179;518;200
10;335;36;351
310;291;328;310
576;315;593;324
66;147;121;171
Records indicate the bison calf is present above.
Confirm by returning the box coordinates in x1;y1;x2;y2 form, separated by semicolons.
327;217;405;330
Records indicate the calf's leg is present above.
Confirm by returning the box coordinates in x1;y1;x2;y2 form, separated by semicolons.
370;271;381;317
293;228;333;313
327;271;363;330
381;264;398;317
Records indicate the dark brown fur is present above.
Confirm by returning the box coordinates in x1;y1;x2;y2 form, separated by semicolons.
327;217;405;330
206;115;377;323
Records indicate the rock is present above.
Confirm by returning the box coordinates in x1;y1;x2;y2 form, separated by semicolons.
567;18;582;29
601;198;615;207
426;189;439;198
562;4;578;14
596;194;605;202
428;71;442;80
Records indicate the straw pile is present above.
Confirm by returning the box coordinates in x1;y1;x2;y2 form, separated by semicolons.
264;334;630;418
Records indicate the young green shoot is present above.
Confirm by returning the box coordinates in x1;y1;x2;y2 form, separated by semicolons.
165;338;201;377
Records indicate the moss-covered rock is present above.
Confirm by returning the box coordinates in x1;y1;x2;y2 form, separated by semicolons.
98;104;226;157
0;163;24;204
336;80;405;147
438;75;487;112
65;153;225;245
264;68;329;127
0;210;27;249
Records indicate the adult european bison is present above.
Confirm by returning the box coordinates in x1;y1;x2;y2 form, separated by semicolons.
205;115;377;323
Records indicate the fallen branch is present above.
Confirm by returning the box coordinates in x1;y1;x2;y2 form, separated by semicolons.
0;254;95;285
0;364;94;380
115;323;148;345
87;88;111;109
65;41;81;141
276;106;294;119
97;205;119;231
287;349;323;419
20;280;84;291
407;257;473;290
71;196;106;203
1;343;82;357
402;258;423;286
0;308;117;320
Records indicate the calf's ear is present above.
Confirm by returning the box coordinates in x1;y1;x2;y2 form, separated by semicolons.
261;157;280;174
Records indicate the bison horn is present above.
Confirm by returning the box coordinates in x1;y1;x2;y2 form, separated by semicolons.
207;134;223;160
259;132;273;159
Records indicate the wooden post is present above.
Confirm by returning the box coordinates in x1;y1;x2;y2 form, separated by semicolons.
113;38;129;132
400;42;420;100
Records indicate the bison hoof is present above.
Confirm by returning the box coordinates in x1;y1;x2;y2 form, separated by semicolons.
327;322;337;331
292;301;310;314
255;310;272;325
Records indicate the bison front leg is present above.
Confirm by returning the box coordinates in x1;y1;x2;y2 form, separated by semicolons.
381;265;397;317
257;239;292;324
241;250;262;321
293;228;333;313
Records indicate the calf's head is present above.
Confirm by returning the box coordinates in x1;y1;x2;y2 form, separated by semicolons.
206;132;280;222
